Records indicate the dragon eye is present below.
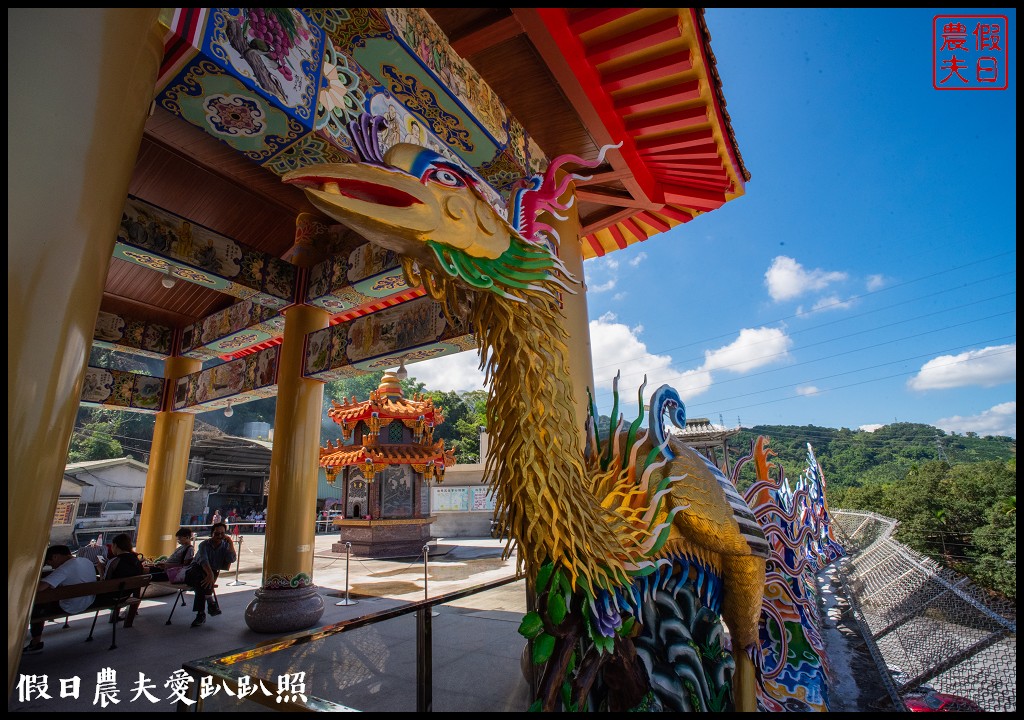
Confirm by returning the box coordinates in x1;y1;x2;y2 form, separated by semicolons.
424;167;466;188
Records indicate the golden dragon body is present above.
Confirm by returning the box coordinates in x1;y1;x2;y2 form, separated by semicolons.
285;124;767;711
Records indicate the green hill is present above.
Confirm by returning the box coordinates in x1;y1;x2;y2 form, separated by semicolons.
727;423;1016;599
729;422;1015;492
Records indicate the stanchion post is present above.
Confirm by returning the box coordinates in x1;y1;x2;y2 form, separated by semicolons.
423;544;429;601
336;541;358;606
423;544;438;617
227;535;247;586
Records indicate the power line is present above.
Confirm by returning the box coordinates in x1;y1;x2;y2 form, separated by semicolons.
591;259;1016;372
590;301;1015;407
685;346;1015;416
595;323;1015;410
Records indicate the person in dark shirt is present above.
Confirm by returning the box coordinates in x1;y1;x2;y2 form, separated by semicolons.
98;533;145;621
183;522;236;627
103;533;144;580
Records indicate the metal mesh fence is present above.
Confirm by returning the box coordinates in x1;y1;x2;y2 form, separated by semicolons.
832;509;1016;713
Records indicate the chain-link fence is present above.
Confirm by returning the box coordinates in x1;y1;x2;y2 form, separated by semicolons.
832;509;1016;713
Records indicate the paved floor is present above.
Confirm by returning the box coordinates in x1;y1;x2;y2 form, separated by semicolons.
10;534;885;712
10;534;528;712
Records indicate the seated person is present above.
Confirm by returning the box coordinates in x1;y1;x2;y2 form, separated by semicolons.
25;545;98;654
75;538;107;571
147;527;194;582
183;521;236;627
98;533;146;620
102;533;145;580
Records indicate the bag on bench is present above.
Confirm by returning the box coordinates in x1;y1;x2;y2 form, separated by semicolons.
165;565;187;583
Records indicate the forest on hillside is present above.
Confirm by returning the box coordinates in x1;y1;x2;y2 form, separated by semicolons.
728;423;1016;600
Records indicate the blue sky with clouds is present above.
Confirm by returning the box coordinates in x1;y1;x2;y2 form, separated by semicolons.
407;8;1016;438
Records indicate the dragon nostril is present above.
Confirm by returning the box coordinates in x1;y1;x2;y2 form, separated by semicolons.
442;194;471;221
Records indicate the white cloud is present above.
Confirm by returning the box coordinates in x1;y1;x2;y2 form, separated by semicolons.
612;292;627;302
403;348;487;393
406;316;794;420
765;256;848;302
589;321;795;412
810;295;855;313
589;316;676;393
907;343;1016;390
866;274;886;291
589;278;617;293
796;385;820;396
934;401;1016;438
628;251;647;267
587;317;707;408
859;424;885;432
666;368;715;400
701;327;793;373
584;255;620;293
593;256;619;271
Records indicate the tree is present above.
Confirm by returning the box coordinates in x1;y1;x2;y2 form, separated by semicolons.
67;415;124;462
971;500;1016;599
421;388;487;463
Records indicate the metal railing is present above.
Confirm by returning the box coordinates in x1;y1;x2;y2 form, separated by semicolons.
178;573;526;712
831;509;1016;713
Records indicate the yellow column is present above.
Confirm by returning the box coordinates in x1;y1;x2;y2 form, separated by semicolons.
549;177;596;438
245;302;329;632
135;356;202;560
7;9;162;695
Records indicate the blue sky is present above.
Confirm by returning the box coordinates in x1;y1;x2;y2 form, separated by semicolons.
408;8;1017;438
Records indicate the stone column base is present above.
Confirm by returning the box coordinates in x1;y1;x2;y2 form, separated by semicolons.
245;584;325;633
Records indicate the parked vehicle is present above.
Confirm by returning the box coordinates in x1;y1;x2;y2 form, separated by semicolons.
904;690;984;713
888;665;935;692
73;501;140;548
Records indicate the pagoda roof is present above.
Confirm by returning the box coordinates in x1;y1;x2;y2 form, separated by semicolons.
320;441;456;470
670;417;740;443
327;372;445;426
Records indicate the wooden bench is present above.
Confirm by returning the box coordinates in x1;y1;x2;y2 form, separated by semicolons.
33;574;152;650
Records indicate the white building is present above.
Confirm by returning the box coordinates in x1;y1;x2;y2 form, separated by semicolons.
63;456;200;547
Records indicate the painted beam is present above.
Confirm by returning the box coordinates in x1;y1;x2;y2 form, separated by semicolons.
93;310;174;359
171;345;281;413
116;196;296;310
80;366;166;413
304;294;477;382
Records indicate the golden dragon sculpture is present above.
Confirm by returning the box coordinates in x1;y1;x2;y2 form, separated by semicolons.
284;115;768;711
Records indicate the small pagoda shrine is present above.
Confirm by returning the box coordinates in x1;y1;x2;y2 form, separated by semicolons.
671;417;741;477
320;371;455;557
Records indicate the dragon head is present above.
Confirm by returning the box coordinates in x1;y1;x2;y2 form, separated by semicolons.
284;115;618;302
283;143;518;264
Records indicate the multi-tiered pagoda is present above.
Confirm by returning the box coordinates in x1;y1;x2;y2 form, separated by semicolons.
320;371;455;557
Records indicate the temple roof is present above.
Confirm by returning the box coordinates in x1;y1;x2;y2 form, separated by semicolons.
320;371;456;477
319;442;455;469
671;417;740;443
326;372;445;426
502;8;749;258
84;8;752;414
